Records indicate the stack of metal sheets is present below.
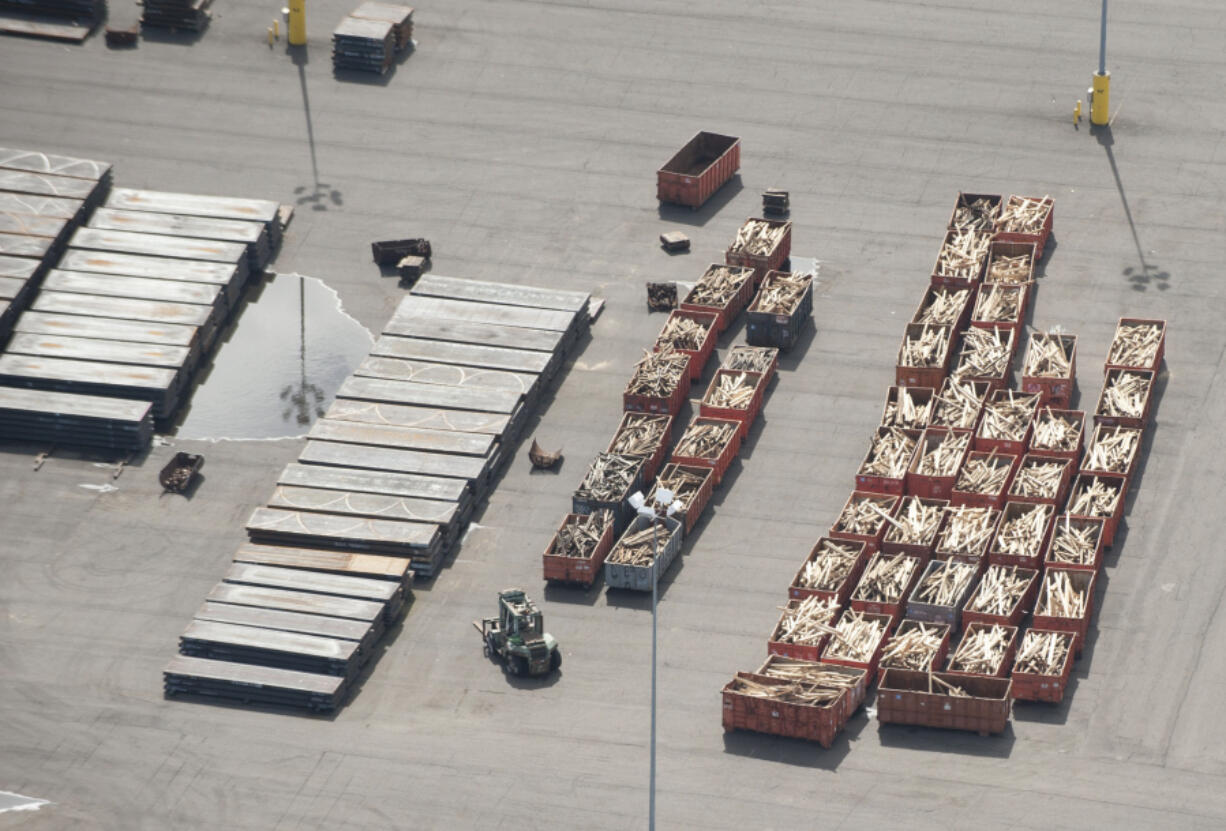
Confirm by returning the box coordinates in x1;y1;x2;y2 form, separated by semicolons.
88;207;273;273
140;0;210;31
103;187;283;253
349;2;413;50
332;16;395;74
0;0;105;18
0;385;153;450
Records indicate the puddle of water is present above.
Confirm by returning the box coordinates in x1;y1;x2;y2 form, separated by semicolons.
174;272;372;441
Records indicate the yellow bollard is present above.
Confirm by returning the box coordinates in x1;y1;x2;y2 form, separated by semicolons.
273;19;279;39
1090;72;1110;126
267;25;274;46
288;0;306;46
1074;100;1081;125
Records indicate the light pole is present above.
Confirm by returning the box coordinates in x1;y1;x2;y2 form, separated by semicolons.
628;488;682;831
1090;0;1110;125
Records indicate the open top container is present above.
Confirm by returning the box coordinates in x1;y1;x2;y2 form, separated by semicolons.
623;349;691;416
603;514;684;591
912;285;973;331
680;263;756;333
908;427;971;500
988;501;1055;569
700;369;766;440
821;609;895;684
954;325;1016;393
725;217;792;288
1105;317;1166;373
929;377;991;433
789;537;869;605
934;504;1001;567
830;491;901;555
961;564;1039;627
654;308;719;381
896;323;955;390
947;192;1002;232
572;453;647;535
1021;333;1077;408
1066;472;1127;547
720;345;779;386
970;282;1030;336
721;659;867;748
768;595;843;661
983;239;1037;284
1007;453;1073;507
975;389;1040;455
850;552;924;620
657;132;740;209
994;195;1054;257
1030;407;1085;463
606;411;674;483
1032;568;1097;656
647;463;714;535
876;668;1012;735
1010;628;1076;703
883;496;949;560
745;269;813;351
881;385;936;431
905;560;979;630
1043;514;1106;573
856;426;920;495
542;511;616;586
880;619;953;672
945;621;1019;679
669;415;742;486
931;229;991;289
950;450;1019;510
1081;423;1143;484
1094;368;1155;429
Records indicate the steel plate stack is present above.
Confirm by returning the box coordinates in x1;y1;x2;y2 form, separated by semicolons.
332;16;394;75
140;0;210;31
0;386;153;450
0;0;105;22
349;2;412;50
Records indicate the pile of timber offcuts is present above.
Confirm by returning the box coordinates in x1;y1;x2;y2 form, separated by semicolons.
797;540;862;591
773;596;840;645
914;431;970;476
935;230;991;280
673;418;737;460
647;465;706;512
948;624;1013;674
994;503;1053;557
1036;570;1088;618
1099;371;1151;419
899;325;951;367
1084;426;1141;474
550;511;613;558
996;195;1052;233
965;565;1031;616
823;610;889;663
834;495;895;536
951;197;999;231
931;378;985;429
608;413;670;457
1014;630;1074;676
980;392;1040;440
883;387;932;429
723;345;777;373
884;497;945;545
1033;408;1082;453
1047;516;1099;565
574;453;641;502
859;428;917;478
726;660;860;705
915;288;970;326
854;553;918;603
605;520;672;566
986;252;1033;284
1010;458;1066;499
1108;321;1164;368
1024;332;1074;377
753;272;811;314
955;453;1011;494
1068;476;1122;518
955;327;1013;378
937;506;998;555
686;266;750;306
973;284;1024;322
730;219;787;256
704;371;756;409
880;622;947;670
656;314;712;351
913;560;977;607
626;347;688;397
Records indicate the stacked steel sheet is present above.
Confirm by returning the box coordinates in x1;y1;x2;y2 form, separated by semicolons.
0;386;152;450
349;2;413;49
140;0;210;31
0;0;105;21
88;207;273;273
332;16;395;74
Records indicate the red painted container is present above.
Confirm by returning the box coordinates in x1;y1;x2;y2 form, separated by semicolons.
896;323;955;390
680;264;756;334
983;239;1038;284
1043;514;1106;573
879;619;952;672
1105;317;1166;373
912;285;974;331
654;308;719;381
988;501;1055;570
721;344;778;387
542;511;615;587
623;353;691;416
1010;629;1076;702
961;565;1039;628
929;377;991;433
934;505;1001;568
881;385;936;431
821;610;895;684
767;596;842;661
953;324;1016;394
606;412;674;483
829;491;900;555
1081;424;1143;485
1067;472;1127;547
1032;568;1097;657
946;622;1020;679
850;552;924;621
1021;333;1077;409
947;192;1003;232
882;496;949;562
907;427;971;500
789;537;869;605
722;660;867;748
974;390;1039;456
725;217;792;288
700;369;765;440
647;463;713;535
1006;454;1073;508
657;132;740;210
1029;408;1085;463
994;195;1054;258
669;416;741;486
1094;368;1155;430
969;282;1030;338
877;669;1012;735
950;451;1019;511
931;229;991;289
856;426;921;495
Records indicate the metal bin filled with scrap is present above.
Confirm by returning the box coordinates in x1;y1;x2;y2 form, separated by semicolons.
1080;424;1143;486
905;560;978;629
542;510;615;587
849;552;923;621
788;538;868;607
623;346;690;416
961;564;1039;628
768;595;841;661
975;390;1040;456
970;282;1030;339
856;426;919;495
1104;318;1165;373
606;411;673;482
896;323;955;389
1021;331;1077;408
679;264;756;333
951;451;1018;510
880;620;952;673
912;285;973;333
1031;568;1097;656
654;308;718;381
945;622;1019;679
725;217;792;288
829;491;900;555
820;608;894;684
953;325;1016;393
646;463;713;535
571;452;646;535
721;657;867;748
668;415;741;486
720;344;779;386
881;385;935;431
987;501;1055;570
933;504;1000;569
876;668;1012;736
603;515;683;591
929;377;990;434
1043;514;1107;573
1010;629;1076;703
700;368;766;440
931;228;991;290
881;496;948;561
907;427;970;499
1094;368;1155;429
1066;472;1126;546
745;269;813;351
993;194;1054;257
1030;407;1085;463
1006;454;1073;507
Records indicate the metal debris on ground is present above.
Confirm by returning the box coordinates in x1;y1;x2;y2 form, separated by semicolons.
880;622;947;670
1036;570;1088;618
956;327;1013;378
705;371;756;409
935;230;991;280
980;392;1039;440
1084;426;1140;473
606;520;671;566
860;428;917;478
965;565;1031;615
914;560;977;607
955;453;1011;494
973;284;1024;322
1011;459;1065;498
626;346;688;396
931;378;985;429
855;553;918;603
608;413;670;457
949;624;1012;674
915;288;970;326
730;219;787;256
646;282;677;311
1024;332;1074;377
550;511;613;558
723;345;777;374
1048;515;1099;566
1014;630;1073;675
1107;322;1163;368
996;195;1052;233
951;198;999;231
575;453;640;501
834;495;895;536
798;541;862;590
885;497;945;544
752;272;811;314
774;596;841;645
824;611;889;663
657;314;711;351
1099;371;1150;419
900;325;950;367
994;503;1052;557
1032;408;1081;452
938;506;997;553
673;418;736;460
1068;477;1122;517
883;387;933;429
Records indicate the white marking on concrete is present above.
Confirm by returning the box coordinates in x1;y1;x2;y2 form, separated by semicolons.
0;791;50;813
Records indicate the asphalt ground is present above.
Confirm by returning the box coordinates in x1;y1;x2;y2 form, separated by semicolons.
2;0;1225;828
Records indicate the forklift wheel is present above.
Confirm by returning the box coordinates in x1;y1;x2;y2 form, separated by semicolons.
550;650;562;672
510;655;528;676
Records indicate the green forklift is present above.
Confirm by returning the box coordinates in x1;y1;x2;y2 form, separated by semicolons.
473;588;561;676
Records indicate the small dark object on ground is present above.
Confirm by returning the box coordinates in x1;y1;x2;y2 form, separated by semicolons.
762;188;790;215
371;238;432;265
529;439;563;469
398;254;426;283
647;282;677;311
159;452;203;494
660;231;690;253
105;25;139;46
